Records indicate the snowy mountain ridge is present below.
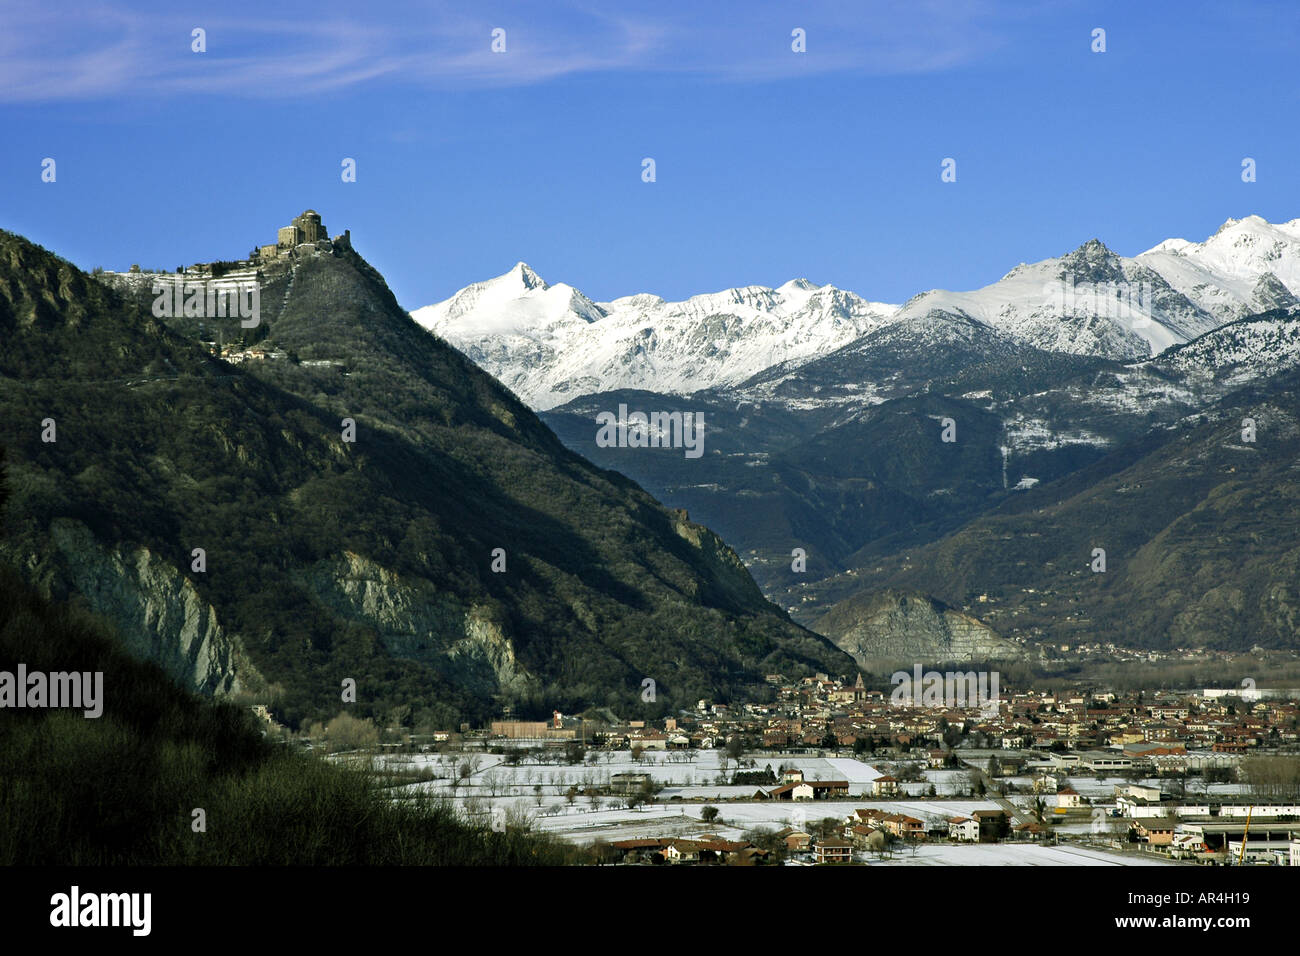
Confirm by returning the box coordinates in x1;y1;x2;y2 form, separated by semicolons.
413;215;1300;409
412;264;897;409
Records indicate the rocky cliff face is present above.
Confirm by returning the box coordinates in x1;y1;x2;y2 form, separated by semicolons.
299;552;536;698
47;519;262;696
815;588;1023;666
29;521;540;703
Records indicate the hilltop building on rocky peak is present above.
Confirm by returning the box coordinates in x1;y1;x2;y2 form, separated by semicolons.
256;209;351;261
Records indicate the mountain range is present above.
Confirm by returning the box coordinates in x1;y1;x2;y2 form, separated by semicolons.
5;210;1297;728
416;215;1300;408
412;263;897;410
414;215;1300;661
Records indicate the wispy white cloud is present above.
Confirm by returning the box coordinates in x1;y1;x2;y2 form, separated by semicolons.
0;0;1019;102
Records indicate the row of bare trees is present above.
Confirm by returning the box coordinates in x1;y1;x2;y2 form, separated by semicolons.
1242;755;1300;799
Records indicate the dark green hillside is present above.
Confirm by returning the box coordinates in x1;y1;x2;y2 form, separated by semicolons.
1;441;580;865
0;561;581;865
768;393;1006;557
815;370;1300;650
0;225;851;729
546;388;1013;591
542;318;1121;596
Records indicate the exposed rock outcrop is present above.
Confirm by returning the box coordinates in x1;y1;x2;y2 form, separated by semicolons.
815;588;1023;666
298;551;536;698
48;518;261;695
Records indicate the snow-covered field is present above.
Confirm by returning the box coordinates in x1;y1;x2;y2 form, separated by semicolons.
373;749;1017;843
864;844;1175;866
379;749;885;796
370;748;1223;863
1003;775;1250;802
519;798;1010;845
454;795;1011;847
913;769;977;796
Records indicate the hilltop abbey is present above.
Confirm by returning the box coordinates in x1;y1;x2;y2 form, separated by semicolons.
255;209;351;261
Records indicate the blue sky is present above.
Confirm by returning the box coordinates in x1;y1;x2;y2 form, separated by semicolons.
2;0;1297;309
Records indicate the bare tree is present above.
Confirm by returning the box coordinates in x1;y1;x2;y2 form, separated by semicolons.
504;802;536;832
324;712;379;754
457;754;481;787
1242;755;1300;800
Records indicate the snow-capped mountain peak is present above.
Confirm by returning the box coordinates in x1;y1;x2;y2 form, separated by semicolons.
891;219;1300;362
414;271;897;409
509;261;547;291
1135;215;1300;325
412;262;609;338
1145;237;1194;255
778;277;818;294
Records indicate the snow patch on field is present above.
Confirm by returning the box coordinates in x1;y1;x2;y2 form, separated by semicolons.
869;843;1173;866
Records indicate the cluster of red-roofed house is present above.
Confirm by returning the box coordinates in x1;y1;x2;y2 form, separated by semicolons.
603;836;767;865
756;766;852;800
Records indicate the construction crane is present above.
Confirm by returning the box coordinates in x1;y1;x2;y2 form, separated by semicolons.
1236;806;1254;865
